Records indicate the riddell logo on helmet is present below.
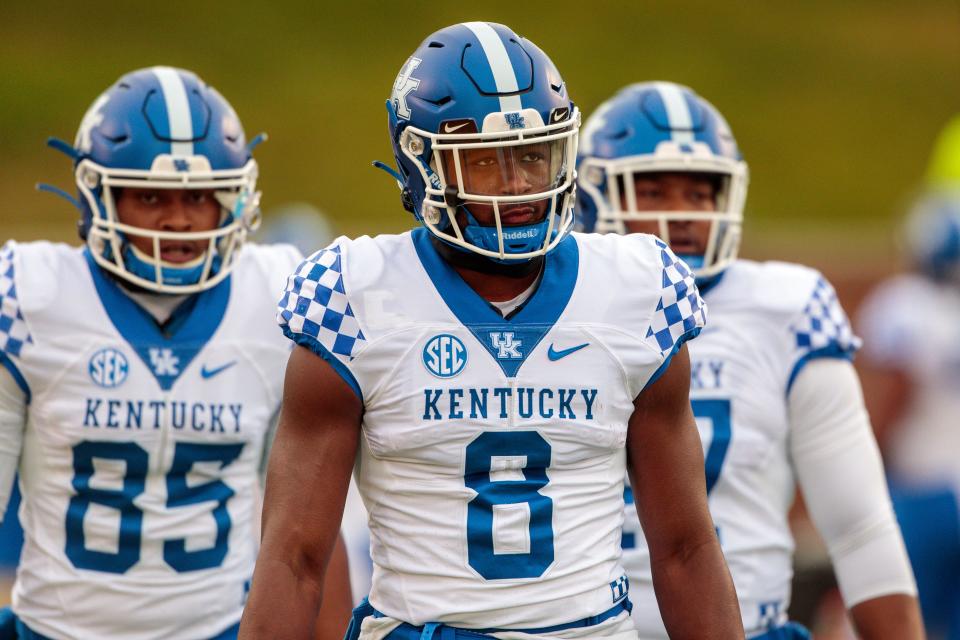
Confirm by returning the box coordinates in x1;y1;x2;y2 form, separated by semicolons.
502;228;539;240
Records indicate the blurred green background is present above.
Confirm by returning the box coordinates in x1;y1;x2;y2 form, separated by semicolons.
1;0;958;274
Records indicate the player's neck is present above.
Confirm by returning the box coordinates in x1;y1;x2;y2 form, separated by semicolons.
430;236;544;303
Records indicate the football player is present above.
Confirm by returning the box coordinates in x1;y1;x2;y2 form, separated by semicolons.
857;184;960;638
240;23;742;640
576;81;923;639
0;67;350;639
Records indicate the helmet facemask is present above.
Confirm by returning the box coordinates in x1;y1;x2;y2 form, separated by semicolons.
400;108;580;262
579;141;748;279
77;155;261;294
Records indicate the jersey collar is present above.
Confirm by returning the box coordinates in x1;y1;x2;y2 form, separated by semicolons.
411;227;579;377
85;248;230;390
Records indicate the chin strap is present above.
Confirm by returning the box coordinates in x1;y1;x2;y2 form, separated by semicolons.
39;137;85;214
372;160;404;184
46;136;80;160
372;160;416;214
247;132;268;152
36;182;83;213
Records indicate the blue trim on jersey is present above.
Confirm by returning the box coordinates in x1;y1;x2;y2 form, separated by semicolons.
411;227;579;378
641;326;702;394
785;346;854;396
748;622;812;639
84;249;230;391
0;351;30;404
5;612;240;640
695;268;727;297
359;599;630;639
282;328;362;401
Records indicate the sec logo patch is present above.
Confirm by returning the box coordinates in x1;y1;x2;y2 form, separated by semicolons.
423;334;467;378
88;347;130;388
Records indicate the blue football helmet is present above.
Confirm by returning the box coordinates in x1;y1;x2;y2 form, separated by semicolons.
577;82;748;279
47;66;262;293
903;189;960;282
380;22;579;262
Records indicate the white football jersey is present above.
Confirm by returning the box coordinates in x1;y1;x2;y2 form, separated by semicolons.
277;229;706;631
621;260;860;637
0;241;300;640
857;273;960;490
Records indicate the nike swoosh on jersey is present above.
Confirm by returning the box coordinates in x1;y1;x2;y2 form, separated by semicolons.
200;361;237;379
547;343;589;361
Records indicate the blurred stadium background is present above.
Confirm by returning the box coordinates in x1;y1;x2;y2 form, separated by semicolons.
1;1;958;635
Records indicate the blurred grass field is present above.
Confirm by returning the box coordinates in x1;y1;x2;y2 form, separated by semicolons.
0;1;958;275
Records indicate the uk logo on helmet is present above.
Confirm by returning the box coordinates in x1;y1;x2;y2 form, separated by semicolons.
423;334;467;378
504;112;525;130
392;57;422;120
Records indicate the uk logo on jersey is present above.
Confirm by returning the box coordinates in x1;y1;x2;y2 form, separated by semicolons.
88;347;129;388
489;332;522;359
149;347;180;376
423;334;467;378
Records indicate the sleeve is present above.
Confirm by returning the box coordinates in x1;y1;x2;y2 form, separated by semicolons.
639;238;708;392
788;358;917;606
0;242;32;401
786;274;860;394
0;364;27;521
276;241;367;400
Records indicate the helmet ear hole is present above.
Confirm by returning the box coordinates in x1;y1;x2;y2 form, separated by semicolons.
401;189;416;214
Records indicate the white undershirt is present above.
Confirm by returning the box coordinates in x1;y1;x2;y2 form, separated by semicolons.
125;290;188;324
788;358;917;606
488;272;542;317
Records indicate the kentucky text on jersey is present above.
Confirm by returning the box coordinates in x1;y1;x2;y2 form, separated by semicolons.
422;387;599;421
690;360;724;390
83;398;244;432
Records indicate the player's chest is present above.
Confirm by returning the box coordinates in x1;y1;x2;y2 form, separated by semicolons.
25;331;278;448
362;323;634;458
686;321;788;473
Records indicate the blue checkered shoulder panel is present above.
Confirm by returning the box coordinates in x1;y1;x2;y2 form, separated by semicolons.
0;243;32;359
276;245;366;361
645;240;707;354
791;276;860;358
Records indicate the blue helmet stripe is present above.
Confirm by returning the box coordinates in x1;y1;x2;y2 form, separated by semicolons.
653;82;694;145
152;66;194;156
462;22;523;113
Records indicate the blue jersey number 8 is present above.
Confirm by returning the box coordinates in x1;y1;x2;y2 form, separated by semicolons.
66;440;244;574
464;431;553;580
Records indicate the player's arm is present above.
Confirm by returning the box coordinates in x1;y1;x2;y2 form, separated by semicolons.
238;345;361;639
628;345;743;639
789;358;924;640
0;364;27;521
314;533;353;640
